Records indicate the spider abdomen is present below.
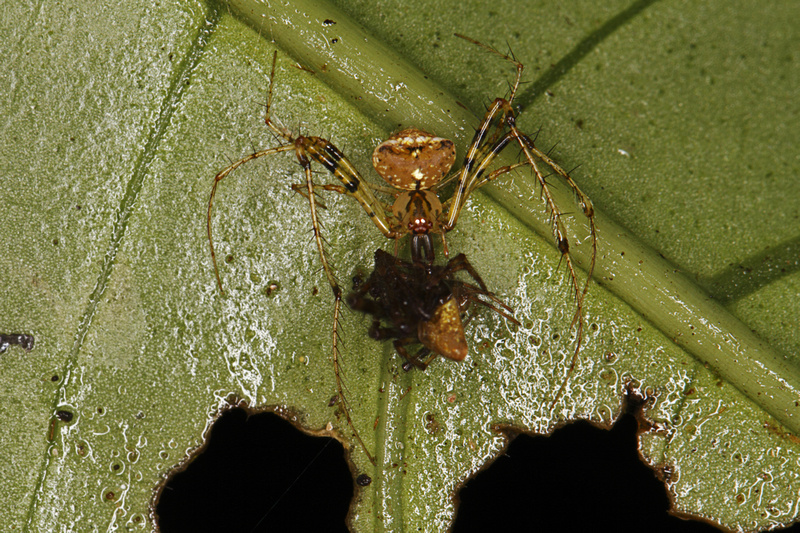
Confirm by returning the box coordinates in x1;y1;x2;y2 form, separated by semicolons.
372;127;455;190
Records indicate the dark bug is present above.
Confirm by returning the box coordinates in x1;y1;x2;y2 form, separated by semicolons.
0;333;35;354
348;250;517;371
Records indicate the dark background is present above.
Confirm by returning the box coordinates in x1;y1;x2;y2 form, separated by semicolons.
155;402;795;533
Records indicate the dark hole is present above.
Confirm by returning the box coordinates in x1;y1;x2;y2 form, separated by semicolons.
156;409;351;533
453;411;733;533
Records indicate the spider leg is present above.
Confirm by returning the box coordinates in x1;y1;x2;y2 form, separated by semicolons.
292;146;375;465
454;33;524;103
291;183;396;217
444;98;516;230
521;135;598;297
290;183;331;209
294;147;341;297
441;58;597;407
509;122;597;408
265;51;400;241
446;101;596;309
330;285;375;465
208;51;395;464
207;144;296;294
449;36;593;260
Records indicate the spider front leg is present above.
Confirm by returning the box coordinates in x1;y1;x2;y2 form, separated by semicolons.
209;111;403;468
442;76;597;408
207;144;296;294
295;142;393;466
207;140;378;465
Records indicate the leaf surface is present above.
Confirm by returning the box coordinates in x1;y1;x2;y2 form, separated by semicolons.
1;0;799;531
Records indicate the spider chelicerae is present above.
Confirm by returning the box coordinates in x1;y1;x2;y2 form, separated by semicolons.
207;35;597;463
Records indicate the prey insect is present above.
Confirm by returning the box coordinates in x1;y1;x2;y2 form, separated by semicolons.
207;36;597;462
348;249;518;371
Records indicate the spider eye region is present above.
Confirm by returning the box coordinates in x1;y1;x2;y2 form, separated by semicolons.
372;127;455;190
409;217;433;235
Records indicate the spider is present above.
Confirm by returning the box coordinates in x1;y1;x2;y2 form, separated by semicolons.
348;249;518;372
207;36;597;463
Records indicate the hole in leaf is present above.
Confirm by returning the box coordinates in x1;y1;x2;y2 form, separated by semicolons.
453;412;729;533
156;409;351;533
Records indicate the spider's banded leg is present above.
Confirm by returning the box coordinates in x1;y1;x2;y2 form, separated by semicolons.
295;147;341;298
511;125;596;308
296;137;398;240
444;98;515;230
447;114;588;306
472;162;529;191
289;183;330;209
296;145;376;465
291;182;396;216
330;289;376;465
445;96;596;324
261;51;299;145
454;33;525;104
445;132;518;229
508;126;597;408
207;145;297;294
260;51;399;239
444;35;531;228
443;91;597;407
520;135;598;297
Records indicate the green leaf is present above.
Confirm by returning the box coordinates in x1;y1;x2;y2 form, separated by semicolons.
1;0;799;531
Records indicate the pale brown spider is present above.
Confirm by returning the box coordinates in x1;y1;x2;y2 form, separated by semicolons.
207;36;597;463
